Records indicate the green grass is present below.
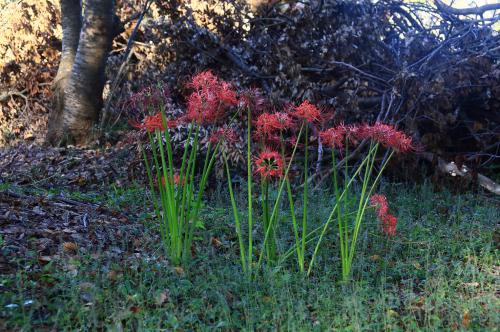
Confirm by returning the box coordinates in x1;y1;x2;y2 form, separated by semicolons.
1;183;498;331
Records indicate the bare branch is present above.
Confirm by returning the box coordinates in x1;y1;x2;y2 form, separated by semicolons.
419;152;500;195
434;0;500;16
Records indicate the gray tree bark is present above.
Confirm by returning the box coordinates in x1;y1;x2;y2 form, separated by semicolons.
47;0;82;144
47;0;117;145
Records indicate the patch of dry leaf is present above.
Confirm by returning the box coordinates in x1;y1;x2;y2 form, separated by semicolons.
0;0;61;145
0;190;144;275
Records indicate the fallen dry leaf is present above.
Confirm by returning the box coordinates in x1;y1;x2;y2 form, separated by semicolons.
62;242;78;252
462;310;471;328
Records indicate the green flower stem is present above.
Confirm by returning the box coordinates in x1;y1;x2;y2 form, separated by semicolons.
301;124;309;273
280;131;303;271
331;148;345;277
247;107;254;272
149;132;174;256
141;143;166;247
346;148;394;275
341;142;377;281
223;151;246;272
159;109;175;185
262;179;272;261
177;125;195;209
342;141;349;275
256;125;304;269
307;143;377;276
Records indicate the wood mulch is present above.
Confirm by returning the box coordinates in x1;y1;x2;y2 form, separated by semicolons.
0;142;147;276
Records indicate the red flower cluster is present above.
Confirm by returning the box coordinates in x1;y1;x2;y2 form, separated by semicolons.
209;128;238;144
186;71;237;125
355;123;414;152
125;85;169;113
187;71;218;90
290;100;321;123
320;122;414;152
254;112;294;138
254;151;284;180
161;174;183;186
320;127;345;149
131;113;181;132
370;194;397;236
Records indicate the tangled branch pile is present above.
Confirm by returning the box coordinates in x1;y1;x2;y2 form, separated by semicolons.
0;0;498;183
113;0;498;177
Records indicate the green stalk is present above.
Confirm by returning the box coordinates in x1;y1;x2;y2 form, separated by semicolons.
189;142;220;239
346;147;394;272
301;123;309;272
342;141;349;274
148;132;174;256
306;145;376;276
331;148;345;277
141;142;167;247
156;130;178;259
280;130;303;270
256;125;304;269
247;107;254;272
176;124;195;209
160;108;175;184
280;210;359;265
180;126;200;260
223;151;247;272
262;179;271;261
342;142;376;281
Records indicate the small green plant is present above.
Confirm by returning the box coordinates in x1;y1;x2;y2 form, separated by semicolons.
308;123;412;280
133;72;237;266
224;96;414;280
132;71;414;280
223;104;304;273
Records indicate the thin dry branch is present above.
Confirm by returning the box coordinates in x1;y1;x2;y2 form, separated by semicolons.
434;0;500;16
419;152;500;195
100;0;153;129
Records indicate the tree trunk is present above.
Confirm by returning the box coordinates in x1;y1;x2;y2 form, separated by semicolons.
47;0;82;145
47;0;116;145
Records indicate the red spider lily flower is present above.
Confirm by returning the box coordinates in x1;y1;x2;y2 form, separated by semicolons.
239;88;266;114
254;112;294;138
320;127;345;149
209;128;238;144
186;90;220;124
124;85;169;113
355;123;414;152
370;194;397;236
318;123;363;148
370;194;389;219
187;70;219;91
254;113;280;137
381;214;397;236
291;100;321;123
131;113;181;132
161;174;184;186
254;150;284;180
217;82;238;106
185;71;237;125
274;112;294;130
318;106;336;127
131;113;165;132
